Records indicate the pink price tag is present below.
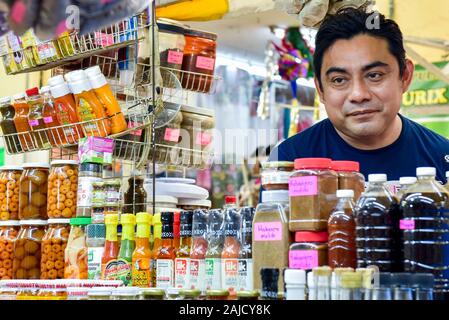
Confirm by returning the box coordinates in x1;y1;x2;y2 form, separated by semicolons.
196;132;212;146
289;176;318;196
254;222;282;241
128;121;142;136
289;250;319;269
43;116;53;124
94;32;114;47
164;128;180;142
196;56;215;71
400;219;415;230
167;50;183;65
28;119;39;127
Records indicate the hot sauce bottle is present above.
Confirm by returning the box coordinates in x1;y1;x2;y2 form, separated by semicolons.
101;213;119;280
221;205;241;297
132;212;152;287
175;211;193;289
156;212;176;289
117;214;136;286
189;209;208;292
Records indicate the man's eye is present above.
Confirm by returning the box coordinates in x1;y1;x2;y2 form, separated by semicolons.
331;77;347;85
368;72;383;80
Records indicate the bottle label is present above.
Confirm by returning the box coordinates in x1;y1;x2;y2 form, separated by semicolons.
224;228;239;237
289;176;318;196
238;259;253;291
78;98;99;132
88;247;104;280
164;128;180;142
254;222;283;241
222;258;239;295
77;177;102;207
167;50;184;64
101;260;117;280
132;258;151;287
195;132;212;146
116;258;132;286
174;257;190;288
105;191;121;203
156;259;174;289
205;258;222;290
180;228;192;237
262;171;291;185
289;250;318;269
196;56;215;71
189;259;206;291
28;119;39;127
127;121;143;136
43;116;53;124
400;219;415;230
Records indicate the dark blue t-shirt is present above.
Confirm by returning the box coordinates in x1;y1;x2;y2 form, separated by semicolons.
269;114;449;184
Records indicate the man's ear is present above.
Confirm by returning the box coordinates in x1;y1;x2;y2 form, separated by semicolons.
401;59;415;93
314;77;325;104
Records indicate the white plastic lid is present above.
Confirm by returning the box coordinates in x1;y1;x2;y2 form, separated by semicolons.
181;105;215;117
48;75;65;87
65;70;87;82
22;163;50;169
50;160;79;166
19;220;48;226
177;199;211;208
87;73;108;90
262;190;289;203
0;220;20;226
0;96;11;104
148;195;178;205
399;177;417;185
368;174;387;183
0;165;23;171
13;93;26;100
166;287;180;295
50;83;72;99
47;219;71;224
416;167;436;177
40;86;51;94
68;79;90;95
84;66;102;77
284;269;306;285
336;189;355;198
307;272;315;288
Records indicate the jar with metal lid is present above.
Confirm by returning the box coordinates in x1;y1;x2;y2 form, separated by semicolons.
237;290;260;300
261;162;294;191
289;158;338;231
289;232;328;270
179;288;202;300
0;220;20;279
87;286;112;300
104;179;122;204
41;219;70;279
19;163;50;220
177;199;211;211
331;161;365;201
181;28;217;93
0;166;23;220
13;220;47;279
48;160;79;219
77;163;103;217
139;288;165;300
111;286;140;300
64;217;90;279
206;289;230;300
180;106;215;167
157;19;186;76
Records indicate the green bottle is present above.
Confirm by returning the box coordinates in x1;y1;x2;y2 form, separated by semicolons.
117;214;136;286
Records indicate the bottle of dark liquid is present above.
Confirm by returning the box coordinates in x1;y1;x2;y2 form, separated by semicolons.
205;209;224;290
238;207;255;291
123;176;147;214
0;96;22;153
355;174;401;272
328;190;357;269
260;268;280;300
401;167;449;300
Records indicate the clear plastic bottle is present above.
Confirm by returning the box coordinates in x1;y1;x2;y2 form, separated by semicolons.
205;209;224;290
396;177;417;202
86;223;106;280
238;207;255;291
26;87;51;149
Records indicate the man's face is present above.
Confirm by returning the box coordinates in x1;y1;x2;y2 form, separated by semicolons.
315;34;413;139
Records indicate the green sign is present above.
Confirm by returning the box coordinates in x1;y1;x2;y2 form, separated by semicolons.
0;148;4;166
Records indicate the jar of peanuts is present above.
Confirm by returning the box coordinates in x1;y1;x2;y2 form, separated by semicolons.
0;220;20;280
48;160;79;219
41;219;70;280
13;220;47;279
19;163;50;220
0;166;23;220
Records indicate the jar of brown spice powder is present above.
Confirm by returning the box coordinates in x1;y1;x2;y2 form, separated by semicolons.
288;158;338;232
289;231;328;270
331;161;365;201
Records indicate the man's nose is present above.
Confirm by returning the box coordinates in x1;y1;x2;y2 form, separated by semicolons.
348;79;372;104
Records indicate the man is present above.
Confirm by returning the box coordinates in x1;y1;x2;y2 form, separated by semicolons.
269;8;449;184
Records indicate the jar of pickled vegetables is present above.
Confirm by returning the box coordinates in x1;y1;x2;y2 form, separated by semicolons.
47;160;79;219
19;163;50;220
0;166;23;220
13;220;47;279
0;220;20;279
41;219;70;280
64;217;90;279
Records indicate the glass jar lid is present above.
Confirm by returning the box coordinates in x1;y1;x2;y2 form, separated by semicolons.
22;163;50;169
179;288;201;297
50;160;79;166
139;288;165;297
19;220;48;226
0;166;23;171
262;161;294;170
206;289;229;297
47;219;71;225
0;220;20;226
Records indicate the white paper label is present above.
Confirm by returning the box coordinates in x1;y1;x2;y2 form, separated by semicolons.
238;259;253;291
205;258;222;290
156;259;174;289
88;247;104;280
189;259;206;291
221;258;239;294
77;177;102;207
174;258;190;289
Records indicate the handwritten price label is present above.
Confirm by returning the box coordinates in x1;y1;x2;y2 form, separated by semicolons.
289;176;318;196
289;250;319;269
254;222;282;241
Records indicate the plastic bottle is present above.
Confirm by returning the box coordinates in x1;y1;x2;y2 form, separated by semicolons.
132;212;152;287
173;211;180;253
285;269;306;300
0;96;21;153
86;223;106;280
190;209;208;293
156;212;176;289
328;189;357;269
26;87;51;149
260;268;281;300
205;209;224;290
396;177;417;201
40;86;65;146
238;207;255;291
117;214;136;286
221;205;241;297
84;66;127;134
12;92;34;151
175;211;193;289
101;213;119;280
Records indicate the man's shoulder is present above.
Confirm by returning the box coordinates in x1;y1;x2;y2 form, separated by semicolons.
403;116;449;149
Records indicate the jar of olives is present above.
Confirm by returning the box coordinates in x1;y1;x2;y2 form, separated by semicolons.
19;163;50;220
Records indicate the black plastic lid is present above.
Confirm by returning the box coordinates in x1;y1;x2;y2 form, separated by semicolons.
80;162;103;174
157;21;185;35
184;28;217;41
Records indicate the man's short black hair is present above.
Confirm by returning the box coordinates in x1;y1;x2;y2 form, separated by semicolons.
313;8;407;89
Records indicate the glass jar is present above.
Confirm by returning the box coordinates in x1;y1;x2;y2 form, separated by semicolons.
26;87;51;149
179;288;202;300
41;219;70;280
177;199;211;211
206;289;229;300
0;220;20;279
64;217;90;279
87;287;112;300
13;92;35;152
331;161;365;202
0;166;23;220
48;160;79;219
0;96;22;153
180;106;215;167
289;232;328;270
139;288;165;300
92;181;105;205
237;290;260;300
104;179;121;204
111;287;140;300
154;104;183;163
157;19;186;76
261;162;294;191
36;280;67;300
19;163;50;220
181;28;217;93
289;158;338;231
77;163;103;217
123;176;147;214
104;204;120;216
13;220;47;279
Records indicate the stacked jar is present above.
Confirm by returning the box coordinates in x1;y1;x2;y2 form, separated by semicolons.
157;18;186;79
0;166;23;220
261;161;294;191
331;161;365;202
47;160;79;219
64;217;90;279
41;219;70;279
0;220;20;279
19;163;50;220
177;199;211;211
77;163;103;217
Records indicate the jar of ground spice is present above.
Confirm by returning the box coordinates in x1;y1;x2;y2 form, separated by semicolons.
261;161;294;191
289;231;328;270
288;158;338;231
331;161;365;201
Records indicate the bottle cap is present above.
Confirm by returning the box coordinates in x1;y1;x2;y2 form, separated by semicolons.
294;231;328;242
40;86;51;94
225;195;236;204
84;66;103;77
25;87;39;97
399;177;417;185
294;158;332;170
368;174;387;182
86;223;106;239
139;288;165;297
70;217;92;226
22;163;50;169
179;289;201;298
206;290;229;297
0;96;11;104
13;92;26;100
87;73;108;89
65;70;87;82
120;214;136;225
336;189;355;198
153;213;161;224
47;219;71;224
331;161;360;172
136;212;152;225
48;75;66;87
68;79;91;95
50;82;72;99
284;269;306;285
416;167;436;177
19;220;48;226
105;214;119;225
261;190;289;203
